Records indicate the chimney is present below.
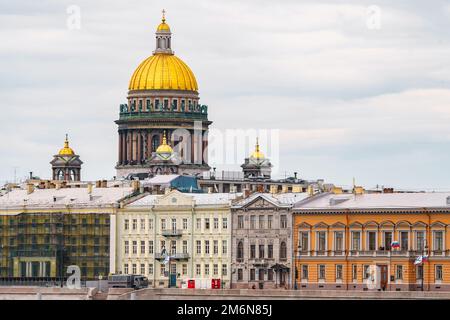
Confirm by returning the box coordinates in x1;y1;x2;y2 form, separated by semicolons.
26;183;35;194
132;180;140;192
29;172;33;180
87;183;93;194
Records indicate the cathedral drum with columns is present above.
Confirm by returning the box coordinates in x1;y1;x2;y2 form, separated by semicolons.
115;13;212;179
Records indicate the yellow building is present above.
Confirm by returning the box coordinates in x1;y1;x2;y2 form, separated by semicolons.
293;190;450;291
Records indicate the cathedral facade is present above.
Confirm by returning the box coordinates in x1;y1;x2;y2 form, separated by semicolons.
115;13;211;179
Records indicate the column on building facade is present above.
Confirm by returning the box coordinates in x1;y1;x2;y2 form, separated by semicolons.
118;131;123;164
137;131;142;163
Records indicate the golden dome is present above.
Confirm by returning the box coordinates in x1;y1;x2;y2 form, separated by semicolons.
250;138;264;159
156;131;173;154
129;54;198;91
59;135;75;156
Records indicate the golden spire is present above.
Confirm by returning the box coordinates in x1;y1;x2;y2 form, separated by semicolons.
250;137;264;159
157;9;171;32
58;134;75;156
156;131;174;154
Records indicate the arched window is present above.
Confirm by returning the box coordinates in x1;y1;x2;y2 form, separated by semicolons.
57;170;64;180
237;241;244;261
152;135;160;152
280;241;287;260
70;170;76;181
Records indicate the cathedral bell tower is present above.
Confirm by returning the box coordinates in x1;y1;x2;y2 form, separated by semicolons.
50;135;83;181
115;11;211;178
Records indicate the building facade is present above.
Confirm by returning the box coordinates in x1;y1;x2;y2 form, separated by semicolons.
0;183;134;281
115;14;211;178
114;190;237;288
293;190;450;291
231;193;307;289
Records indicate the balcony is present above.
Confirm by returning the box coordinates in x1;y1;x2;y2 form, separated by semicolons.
155;252;190;260
161;229;183;237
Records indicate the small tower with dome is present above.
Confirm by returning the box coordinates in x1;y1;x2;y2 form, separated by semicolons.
50;135;83;181
241;138;272;179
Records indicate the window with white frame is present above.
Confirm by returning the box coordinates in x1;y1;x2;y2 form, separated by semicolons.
434;231;444;251
267;215;273;229
196;218;201;230
148;263;153;275
352;264;357;280
132;263;137;274
280;215;287;229
400;231;408;251
171;218;177;231
435;265;443;281
214;218;219;229
222;217;228;229
161;219;166;231
299;231;309;252
351;231;361;251
160;264;166;276
140;219;145;230
204;264;210;275
222;264;227;276
336;264;343;280
250;215;256;229
196;240;201;254
213;264;218;275
124;241;129;254
196;264;201;276
317;231;327;251
132;241;137;254
132;219;137;230
140;263;145;275
124;264;128;274
237;216;244;229
124;219;129;230
205;240;210;254
416;231;425;251
396;265;403;280
363;265;370;279
182;264;187;275
205;218;210;230
183;218;188;230
148;240;154;254
334;231;344;251
183;240;188;254
259;216;264;229
213;240;218;254
367;231;377;251
222;240;227;254
140;241;145;254
318;265;326;280
417;265;423;280
148;219;153;230
301;265;308;279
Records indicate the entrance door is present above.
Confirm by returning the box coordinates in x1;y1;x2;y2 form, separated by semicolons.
169;274;177;288
379;265;388;290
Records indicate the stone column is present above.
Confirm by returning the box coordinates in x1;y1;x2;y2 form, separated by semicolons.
118;131;123;164
137;131;142;163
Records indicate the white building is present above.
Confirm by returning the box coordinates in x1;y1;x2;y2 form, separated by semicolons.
114;190;240;288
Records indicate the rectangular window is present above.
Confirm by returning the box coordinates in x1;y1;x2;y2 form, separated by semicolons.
396;265;403;280
250;269;256;281
161;219;166;230
196;240;201;254
434;231;444;251
124;241;129;254
334;231;343;251
250;215;256;229
213;240;218;254
299;231;309;252
132;264;137;274
171;218;177;231
280;215;287;228
222;264;227;276
204;264;210;276
124;219;129;230
160;264;165;276
132;241;137;254
170;240;176;255
205;218;210;230
368;231;377;251
268;269;274;281
170;264;176;275
173;99;178;111
363;265;370;279
301;265;308;279
222;217;228;229
351;231;361;251
132;219;137;230
250;244;256;259
205;240;210;254
214;218;219;229
213;264;218;275
317;231;326;251
183;218;188;230
318;265;326;280
352;264;357;280
140;241;145;254
259;269;265;281
417;265;424;280
148;264;153;275
196;264;201;276
183;240;188;254
400;231;408;251
267;215;273;229
196;218;201;230
124;264;128;274
237;269;243;281
222;240;227;254
268;244;273;259
259;216;264;229
148;241;154;254
259;244;265;259
182;264;187;275
160;240;166;251
148;219;153;230
140;264;145;275
140;219;145;230
384;231;392;250
436;265;443;281
336;265;343;280
237;216;244;229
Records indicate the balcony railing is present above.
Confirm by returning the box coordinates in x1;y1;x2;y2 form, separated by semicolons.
155;252;190;260
161;229;183;237
296;249;450;258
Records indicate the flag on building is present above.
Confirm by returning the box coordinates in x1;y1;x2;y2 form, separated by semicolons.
422;255;429;263
164;255;171;265
391;241;400;249
414;255;423;265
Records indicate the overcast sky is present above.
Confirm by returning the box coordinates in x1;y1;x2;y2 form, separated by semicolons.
1;0;450;190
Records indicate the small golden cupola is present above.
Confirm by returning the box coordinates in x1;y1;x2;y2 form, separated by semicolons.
250;138;265;160
156;9;171;32
58;134;75;156
156;131;174;155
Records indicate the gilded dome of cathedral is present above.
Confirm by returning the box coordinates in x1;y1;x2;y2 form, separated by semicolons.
128;13;198;92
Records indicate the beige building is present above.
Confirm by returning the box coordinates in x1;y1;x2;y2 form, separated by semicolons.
114;190;239;288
